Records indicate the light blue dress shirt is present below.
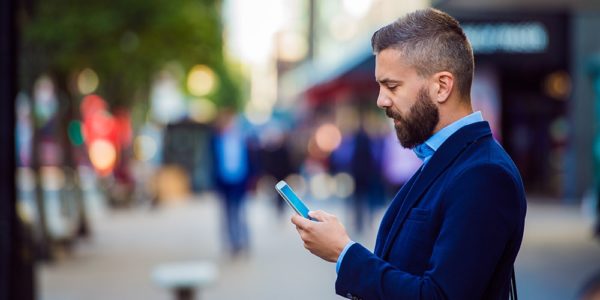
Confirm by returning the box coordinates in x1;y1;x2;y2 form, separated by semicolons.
335;111;484;274
412;111;484;165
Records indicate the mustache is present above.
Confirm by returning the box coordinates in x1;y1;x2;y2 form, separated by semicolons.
385;108;401;120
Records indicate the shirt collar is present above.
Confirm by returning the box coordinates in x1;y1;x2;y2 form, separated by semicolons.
413;111;484;162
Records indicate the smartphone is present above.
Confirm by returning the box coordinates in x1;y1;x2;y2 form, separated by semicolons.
275;180;313;220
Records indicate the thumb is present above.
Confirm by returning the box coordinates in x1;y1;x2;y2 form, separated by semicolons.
291;213;311;228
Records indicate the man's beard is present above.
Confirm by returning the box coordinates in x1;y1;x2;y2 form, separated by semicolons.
386;88;439;149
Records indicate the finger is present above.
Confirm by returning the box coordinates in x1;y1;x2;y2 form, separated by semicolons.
291;214;302;226
304;242;311;250
291;214;311;230
294;223;305;235
299;230;309;242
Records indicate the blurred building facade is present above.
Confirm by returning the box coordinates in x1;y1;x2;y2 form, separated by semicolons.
280;0;600;201
437;0;600;200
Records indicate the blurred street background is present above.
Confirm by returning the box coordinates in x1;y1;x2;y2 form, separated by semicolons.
37;197;600;300
2;0;600;299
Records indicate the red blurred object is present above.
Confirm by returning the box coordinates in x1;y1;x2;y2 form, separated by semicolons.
80;94;119;176
84;111;117;142
113;108;132;148
81;94;117;144
79;95;133;177
80;94;107;119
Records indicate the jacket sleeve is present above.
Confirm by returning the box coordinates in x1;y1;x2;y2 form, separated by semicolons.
335;164;524;300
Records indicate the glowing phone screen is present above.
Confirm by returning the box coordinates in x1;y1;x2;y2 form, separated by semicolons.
276;181;311;219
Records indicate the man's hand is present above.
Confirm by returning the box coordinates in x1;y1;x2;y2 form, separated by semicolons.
291;210;351;262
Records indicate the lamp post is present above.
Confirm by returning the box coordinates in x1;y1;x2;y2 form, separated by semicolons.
1;0;35;299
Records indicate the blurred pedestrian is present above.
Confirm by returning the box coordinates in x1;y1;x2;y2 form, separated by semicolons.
348;113;377;234
259;126;293;219
211;108;251;257
290;8;527;299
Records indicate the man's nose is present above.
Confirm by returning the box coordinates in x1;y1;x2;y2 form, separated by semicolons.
377;92;391;109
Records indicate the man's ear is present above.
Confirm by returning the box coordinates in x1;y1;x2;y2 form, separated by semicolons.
431;71;454;104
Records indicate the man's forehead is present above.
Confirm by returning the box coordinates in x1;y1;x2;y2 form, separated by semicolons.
374;50;414;81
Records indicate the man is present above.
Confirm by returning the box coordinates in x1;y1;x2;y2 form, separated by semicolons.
291;8;527;299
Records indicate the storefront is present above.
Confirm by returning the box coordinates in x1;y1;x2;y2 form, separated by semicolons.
294;9;597;198
453;11;570;197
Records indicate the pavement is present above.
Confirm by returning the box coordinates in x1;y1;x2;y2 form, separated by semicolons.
38;193;600;300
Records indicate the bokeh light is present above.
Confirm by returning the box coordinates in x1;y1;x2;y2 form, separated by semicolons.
88;139;117;175
549;117;569;144
40;166;66;191
225;0;288;63
189;98;218;123
314;123;342;153
329;15;359;41
113;109;133;147
309;172;335;200
133;135;158;162
151;70;187;124
80;94;107;119
67;120;85;146
16;167;36;224
333;172;355;198
77;68;99;95
187;65;217;97
277;31;308;62
155;166;191;201
307;137;328;160
85;110;116;139
244;101;272;125
544;71;571;100
285;174;307;198
33;75;58;122
342;0;373;18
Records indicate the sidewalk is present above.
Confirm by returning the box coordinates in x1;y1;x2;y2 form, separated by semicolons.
39;195;600;300
517;204;600;300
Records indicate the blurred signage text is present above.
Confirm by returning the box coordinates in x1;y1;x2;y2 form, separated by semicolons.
463;22;549;54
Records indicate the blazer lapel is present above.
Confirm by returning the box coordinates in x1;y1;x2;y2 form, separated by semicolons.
380;121;493;259
374;166;423;256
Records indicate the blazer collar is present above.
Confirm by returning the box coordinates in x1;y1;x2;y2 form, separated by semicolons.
380;121;493;258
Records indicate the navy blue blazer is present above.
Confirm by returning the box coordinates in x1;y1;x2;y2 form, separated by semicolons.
336;121;527;300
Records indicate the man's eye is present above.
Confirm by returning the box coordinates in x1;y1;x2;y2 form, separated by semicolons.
387;85;397;91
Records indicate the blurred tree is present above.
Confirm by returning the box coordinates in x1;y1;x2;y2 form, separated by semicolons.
20;0;241;110
17;0;242;261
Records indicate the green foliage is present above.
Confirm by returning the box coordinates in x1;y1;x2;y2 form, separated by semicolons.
20;0;241;112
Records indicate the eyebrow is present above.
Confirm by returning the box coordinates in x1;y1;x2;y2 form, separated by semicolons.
376;78;400;85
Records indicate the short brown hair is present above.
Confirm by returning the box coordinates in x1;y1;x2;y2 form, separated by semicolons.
371;8;474;98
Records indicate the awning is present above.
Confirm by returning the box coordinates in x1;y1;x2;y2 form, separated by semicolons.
279;39;377;106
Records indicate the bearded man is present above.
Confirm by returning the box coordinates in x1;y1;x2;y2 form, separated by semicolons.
291;8;527;300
